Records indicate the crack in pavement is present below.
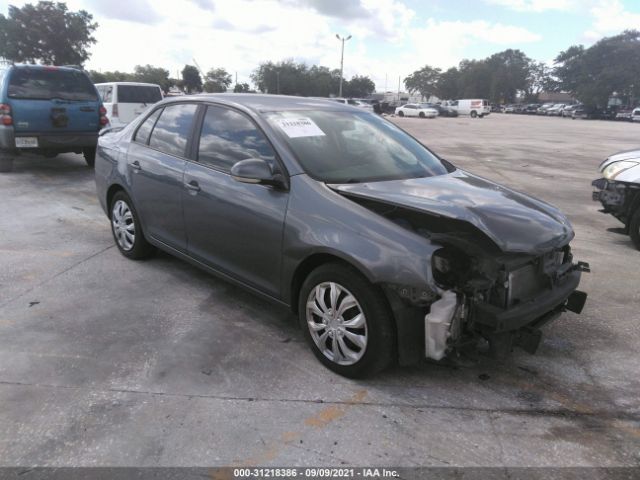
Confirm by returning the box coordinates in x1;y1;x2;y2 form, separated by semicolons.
0;244;114;309
0;379;638;423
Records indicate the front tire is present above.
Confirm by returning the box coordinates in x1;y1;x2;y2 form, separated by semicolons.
110;191;155;259
398;111;404;117
298;263;395;378
470;111;478;118
629;208;640;250
83;147;96;168
0;156;14;173
419;112;425;118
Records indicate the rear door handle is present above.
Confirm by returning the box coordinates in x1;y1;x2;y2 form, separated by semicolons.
185;180;201;192
130;160;141;170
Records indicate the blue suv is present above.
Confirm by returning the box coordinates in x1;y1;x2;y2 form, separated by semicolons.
0;64;108;172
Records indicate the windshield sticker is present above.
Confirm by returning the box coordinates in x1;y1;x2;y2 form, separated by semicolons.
274;117;326;138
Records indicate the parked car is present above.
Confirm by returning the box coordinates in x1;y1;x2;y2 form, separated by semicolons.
95;82;163;127
95;94;588;377
632;108;640;122
546;104;566;116
522;104;540;114
503;104;516;113
572;106;604;120
490;104;502;113
395;103;438;118
0;64;107;172
592;149;640;249
536;103;555;115
561;105;580;118
331;98;374;112
420;103;457;117
614;107;633;121
448;99;490;118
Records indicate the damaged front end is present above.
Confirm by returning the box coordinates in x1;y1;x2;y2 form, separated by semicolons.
335;179;589;364
592;150;640;229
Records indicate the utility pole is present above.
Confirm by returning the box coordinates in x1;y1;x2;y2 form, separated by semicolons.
276;70;280;94
336;34;352;97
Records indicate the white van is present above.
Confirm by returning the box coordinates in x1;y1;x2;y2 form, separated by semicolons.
632;108;640;122
94;82;163;126
448;99;491;118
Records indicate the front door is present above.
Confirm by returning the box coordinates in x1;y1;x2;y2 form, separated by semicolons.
183;105;288;297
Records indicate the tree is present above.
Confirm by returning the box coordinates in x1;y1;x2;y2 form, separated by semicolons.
233;82;251;93
0;1;97;66
524;60;555;102
88;70;133;83
343;75;375;98
203;67;232;93
553;30;640;107
181;65;202;93
485;49;530;103
133;65;171;92
404;65;441;100
251;60;308;95
436;67;460;100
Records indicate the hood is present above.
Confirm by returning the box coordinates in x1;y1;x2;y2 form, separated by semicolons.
599;148;640;170
331;170;574;255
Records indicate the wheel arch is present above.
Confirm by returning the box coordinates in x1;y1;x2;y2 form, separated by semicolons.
106;183;128;218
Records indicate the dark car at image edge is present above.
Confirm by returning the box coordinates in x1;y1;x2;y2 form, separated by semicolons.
95;94;589;377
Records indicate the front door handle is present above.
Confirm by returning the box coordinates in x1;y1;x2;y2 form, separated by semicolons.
130;160;141;170
185;180;201;192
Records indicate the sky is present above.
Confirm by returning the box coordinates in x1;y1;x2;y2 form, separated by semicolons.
1;0;639;91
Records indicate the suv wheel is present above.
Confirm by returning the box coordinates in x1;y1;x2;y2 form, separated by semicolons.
83;147;96;168
298;263;395;378
0;155;14;173
630;208;640;250
110;191;155;259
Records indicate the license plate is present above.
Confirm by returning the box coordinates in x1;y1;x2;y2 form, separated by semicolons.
15;137;38;148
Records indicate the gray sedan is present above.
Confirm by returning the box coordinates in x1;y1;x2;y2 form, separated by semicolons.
95;94;588;377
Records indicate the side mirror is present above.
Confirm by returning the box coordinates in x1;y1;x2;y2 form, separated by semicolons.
231;158;284;188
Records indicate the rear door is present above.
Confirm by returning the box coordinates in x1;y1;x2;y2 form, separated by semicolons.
7;67;100;133
116;85;163;124
127;102;198;251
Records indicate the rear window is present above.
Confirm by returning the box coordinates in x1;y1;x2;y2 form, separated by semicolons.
8;68;98;101
117;85;162;104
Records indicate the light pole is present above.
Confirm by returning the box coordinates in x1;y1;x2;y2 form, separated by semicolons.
336;34;351;97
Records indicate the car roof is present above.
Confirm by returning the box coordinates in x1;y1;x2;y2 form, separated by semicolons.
9;64;85;73
161;93;360;113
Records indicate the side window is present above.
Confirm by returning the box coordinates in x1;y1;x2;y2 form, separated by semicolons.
149;103;198;157
134;108;162;144
104;86;113;103
197;105;276;172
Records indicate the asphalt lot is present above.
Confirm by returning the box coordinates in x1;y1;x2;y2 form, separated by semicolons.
0;113;639;468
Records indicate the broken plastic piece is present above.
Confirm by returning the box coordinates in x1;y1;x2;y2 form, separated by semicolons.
425;290;458;361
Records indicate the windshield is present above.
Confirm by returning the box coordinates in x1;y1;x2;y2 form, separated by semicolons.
8;68;98;101
118;85;162;104
266;110;449;183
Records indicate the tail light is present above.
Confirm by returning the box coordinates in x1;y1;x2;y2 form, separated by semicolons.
112;104;119;117
99;105;109;126
0;103;12;126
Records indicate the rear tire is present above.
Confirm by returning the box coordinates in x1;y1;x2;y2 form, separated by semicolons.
83;147;96;168
470;111;478;118
298;263;395;378
110;191;155;260
0;156;14;173
629;208;640;251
